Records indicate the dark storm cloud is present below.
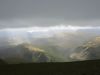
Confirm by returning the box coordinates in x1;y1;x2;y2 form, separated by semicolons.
0;0;100;28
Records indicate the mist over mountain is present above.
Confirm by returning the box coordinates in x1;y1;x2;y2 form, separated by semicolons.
0;26;100;63
0;0;100;64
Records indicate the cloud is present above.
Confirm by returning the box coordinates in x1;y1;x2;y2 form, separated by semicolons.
0;0;100;28
28;25;100;32
1;25;100;33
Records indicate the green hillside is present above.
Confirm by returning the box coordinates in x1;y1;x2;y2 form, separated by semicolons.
1;43;65;64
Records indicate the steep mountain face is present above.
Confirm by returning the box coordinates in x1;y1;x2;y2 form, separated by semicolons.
70;37;100;61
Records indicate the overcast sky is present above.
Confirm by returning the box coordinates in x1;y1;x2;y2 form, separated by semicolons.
0;0;100;28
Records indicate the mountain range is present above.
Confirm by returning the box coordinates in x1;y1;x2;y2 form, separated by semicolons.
0;28;100;63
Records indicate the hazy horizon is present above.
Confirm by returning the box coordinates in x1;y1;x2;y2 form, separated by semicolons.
0;0;100;64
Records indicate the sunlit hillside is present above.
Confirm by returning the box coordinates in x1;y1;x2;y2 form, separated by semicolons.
70;36;100;61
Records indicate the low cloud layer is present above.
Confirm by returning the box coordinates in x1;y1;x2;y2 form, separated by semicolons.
1;25;100;32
